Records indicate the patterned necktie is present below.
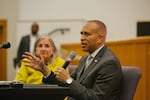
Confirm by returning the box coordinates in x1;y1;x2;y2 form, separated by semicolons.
85;55;93;71
80;55;93;77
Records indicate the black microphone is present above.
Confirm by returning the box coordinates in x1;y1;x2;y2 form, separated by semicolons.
62;51;76;69
0;42;11;49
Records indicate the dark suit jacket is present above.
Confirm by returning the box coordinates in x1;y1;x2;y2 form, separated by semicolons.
16;35;30;65
43;45;122;100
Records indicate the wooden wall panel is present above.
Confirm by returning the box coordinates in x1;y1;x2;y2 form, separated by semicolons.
60;43;87;65
0;19;7;80
60;36;150;100
106;38;150;100
147;44;150;100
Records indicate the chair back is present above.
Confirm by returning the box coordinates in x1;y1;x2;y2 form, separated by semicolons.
120;66;142;100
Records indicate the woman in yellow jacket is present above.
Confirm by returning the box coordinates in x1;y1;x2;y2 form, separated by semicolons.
14;34;65;84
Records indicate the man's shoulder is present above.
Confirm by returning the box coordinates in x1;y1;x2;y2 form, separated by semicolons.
23;34;30;38
21;34;30;40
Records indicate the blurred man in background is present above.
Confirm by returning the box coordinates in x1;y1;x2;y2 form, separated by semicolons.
14;22;39;68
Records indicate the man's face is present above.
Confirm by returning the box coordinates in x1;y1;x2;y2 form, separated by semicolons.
31;24;39;35
80;22;101;54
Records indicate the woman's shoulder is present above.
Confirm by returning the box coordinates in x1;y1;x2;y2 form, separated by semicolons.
49;57;65;67
54;57;65;62
19;58;32;69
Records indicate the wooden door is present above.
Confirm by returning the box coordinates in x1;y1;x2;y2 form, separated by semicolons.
0;19;7;80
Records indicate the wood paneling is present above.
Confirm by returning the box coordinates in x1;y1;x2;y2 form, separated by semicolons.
60;36;150;100
106;36;150;100
60;43;87;65
0;19;7;80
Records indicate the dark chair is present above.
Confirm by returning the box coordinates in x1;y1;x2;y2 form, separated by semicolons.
120;66;142;100
68;66;142;100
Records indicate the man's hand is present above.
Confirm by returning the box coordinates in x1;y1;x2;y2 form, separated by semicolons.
55;67;71;84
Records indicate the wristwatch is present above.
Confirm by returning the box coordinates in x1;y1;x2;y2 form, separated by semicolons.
66;77;73;85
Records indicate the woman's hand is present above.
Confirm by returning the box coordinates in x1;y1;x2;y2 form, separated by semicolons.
22;52;51;77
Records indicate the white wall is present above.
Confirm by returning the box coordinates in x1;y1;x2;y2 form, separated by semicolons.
18;0;150;41
16;19;85;49
0;0;150;80
0;0;18;80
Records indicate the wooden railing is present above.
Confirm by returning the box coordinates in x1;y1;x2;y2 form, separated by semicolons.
60;36;150;100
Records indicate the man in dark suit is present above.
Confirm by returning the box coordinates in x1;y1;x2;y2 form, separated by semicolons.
22;20;122;100
15;22;39;68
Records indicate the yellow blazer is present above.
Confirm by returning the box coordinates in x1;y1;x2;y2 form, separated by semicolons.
14;57;65;84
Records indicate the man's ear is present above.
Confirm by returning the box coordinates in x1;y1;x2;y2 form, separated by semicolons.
97;34;104;43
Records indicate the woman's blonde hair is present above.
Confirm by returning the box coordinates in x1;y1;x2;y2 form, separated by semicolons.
33;34;58;63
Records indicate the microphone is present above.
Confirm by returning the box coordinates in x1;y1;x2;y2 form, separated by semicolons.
62;51;76;69
0;42;11;49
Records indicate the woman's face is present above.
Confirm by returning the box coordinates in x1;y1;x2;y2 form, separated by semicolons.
35;38;54;63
